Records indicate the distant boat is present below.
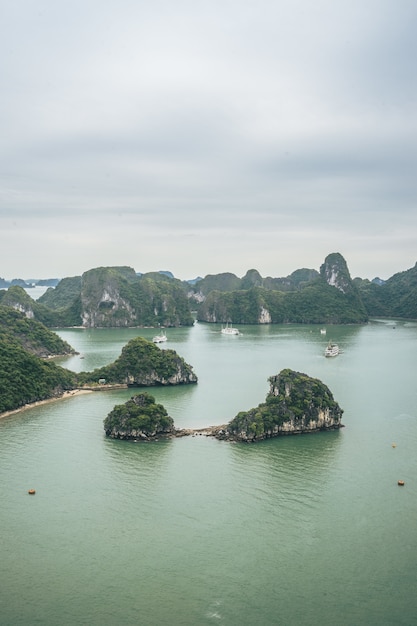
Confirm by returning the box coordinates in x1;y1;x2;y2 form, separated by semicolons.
153;331;167;343
320;328;326;335
221;323;240;336
324;342;339;357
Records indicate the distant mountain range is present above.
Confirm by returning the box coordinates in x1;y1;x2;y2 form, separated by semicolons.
0;277;61;289
0;267;391;292
0;253;416;327
0;272;185;289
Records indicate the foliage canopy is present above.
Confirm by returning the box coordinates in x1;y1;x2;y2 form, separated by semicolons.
104;392;174;438
227;369;343;440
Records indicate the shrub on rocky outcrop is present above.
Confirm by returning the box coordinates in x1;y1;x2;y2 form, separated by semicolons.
104;392;175;440
220;369;343;442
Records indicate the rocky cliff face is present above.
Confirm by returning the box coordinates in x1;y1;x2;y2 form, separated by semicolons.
123;361;198;386
0;286;35;319
81;285;136;327
81;267;138;327
78;267;194;328
218;368;343;442
263;405;340;435
258;306;272;324
107;422;174;440
320;252;353;294
196;253;368;324
80;337;198;387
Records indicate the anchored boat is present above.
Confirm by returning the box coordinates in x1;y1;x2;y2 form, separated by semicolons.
153;331;167;343
221;323;240;336
324;342;339;357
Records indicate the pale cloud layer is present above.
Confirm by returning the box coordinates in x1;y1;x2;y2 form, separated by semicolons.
1;0;416;281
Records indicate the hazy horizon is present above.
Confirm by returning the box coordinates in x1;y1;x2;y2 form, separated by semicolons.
1;252;414;284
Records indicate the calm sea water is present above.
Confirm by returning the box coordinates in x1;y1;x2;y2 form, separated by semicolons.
1;320;417;625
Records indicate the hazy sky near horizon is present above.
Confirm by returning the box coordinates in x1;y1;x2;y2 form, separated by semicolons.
1;0;416;281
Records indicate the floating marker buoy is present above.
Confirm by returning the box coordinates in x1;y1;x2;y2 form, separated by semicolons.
397;480;405;486
28;489;36;495
392;443;397;448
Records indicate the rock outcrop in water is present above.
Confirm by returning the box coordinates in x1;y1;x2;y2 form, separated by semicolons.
214;369;344;442
104;368;343;444
78;336;198;387
104;392;175;440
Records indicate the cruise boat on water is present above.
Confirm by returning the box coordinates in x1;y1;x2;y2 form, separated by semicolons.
153;331;167;343
221;323;240;336
324;342;339;357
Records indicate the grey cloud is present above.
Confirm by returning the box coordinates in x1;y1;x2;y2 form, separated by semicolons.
1;0;416;280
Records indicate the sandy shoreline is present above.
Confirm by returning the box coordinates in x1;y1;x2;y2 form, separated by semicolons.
0;389;93;420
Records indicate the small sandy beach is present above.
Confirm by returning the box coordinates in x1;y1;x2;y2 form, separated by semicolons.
0;389;93;420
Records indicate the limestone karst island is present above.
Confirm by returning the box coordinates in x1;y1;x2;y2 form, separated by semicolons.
1;250;415;425
103;369;344;443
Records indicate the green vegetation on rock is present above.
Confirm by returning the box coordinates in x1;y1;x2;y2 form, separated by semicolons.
356;262;417;319
222;369;344;442
0;313;197;414
1;253;416;331
37;266;194;328
0;341;77;414
196;253;368;324
0;285;81;327
38;276;82;311
0;305;76;357
104;392;175;439
193;272;242;295
0;306;78;412
78;337;198;387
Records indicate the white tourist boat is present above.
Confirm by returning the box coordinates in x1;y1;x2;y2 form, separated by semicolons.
153;331;167;343
221;323;240;335
320;328;327;335
324;342;339;357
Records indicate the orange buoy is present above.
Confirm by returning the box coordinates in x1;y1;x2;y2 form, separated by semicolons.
397;480;405;486
28;489;36;495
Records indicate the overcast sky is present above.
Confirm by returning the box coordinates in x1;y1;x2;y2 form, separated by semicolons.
1;0;416;282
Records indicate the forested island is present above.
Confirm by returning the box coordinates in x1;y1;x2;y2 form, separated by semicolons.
103;369;343;442
104;392;175;440
1;252;416;329
77;337;197;388
1;301;343;443
0;309;197;415
214;369;344;442
1;249;415;416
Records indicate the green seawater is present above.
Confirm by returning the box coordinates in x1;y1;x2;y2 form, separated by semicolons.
1;320;417;625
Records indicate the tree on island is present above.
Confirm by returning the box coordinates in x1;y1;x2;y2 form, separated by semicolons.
104;392;175;440
103;369;343;444
77;337;197;387
219;369;344;442
0;313;197;414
